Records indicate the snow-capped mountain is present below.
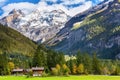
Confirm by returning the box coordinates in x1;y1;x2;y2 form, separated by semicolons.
0;9;70;42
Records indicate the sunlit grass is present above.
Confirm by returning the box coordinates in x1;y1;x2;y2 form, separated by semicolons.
0;75;120;80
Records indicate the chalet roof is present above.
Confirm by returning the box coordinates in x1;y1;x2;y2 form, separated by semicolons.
32;67;44;71
12;69;24;72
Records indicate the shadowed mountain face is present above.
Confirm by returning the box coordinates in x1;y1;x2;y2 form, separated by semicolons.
0;24;37;56
47;0;120;59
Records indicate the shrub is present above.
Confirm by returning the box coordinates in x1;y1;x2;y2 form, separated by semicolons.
26;70;33;78
41;72;48;77
52;68;58;76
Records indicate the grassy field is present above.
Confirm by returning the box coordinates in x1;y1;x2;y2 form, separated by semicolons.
0;75;120;80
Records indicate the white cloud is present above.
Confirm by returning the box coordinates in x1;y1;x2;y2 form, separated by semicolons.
69;1;92;16
1;2;37;18
36;0;92;16
0;0;6;3
42;0;58;3
61;0;86;5
0;0;100;18
36;1;70;14
0;0;7;7
99;0;104;1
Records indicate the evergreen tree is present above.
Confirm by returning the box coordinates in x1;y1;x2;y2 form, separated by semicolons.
82;53;92;74
32;45;47;67
92;53;101;74
0;53;10;75
66;59;74;74
76;51;83;66
47;50;58;69
47;50;65;69
56;52;65;66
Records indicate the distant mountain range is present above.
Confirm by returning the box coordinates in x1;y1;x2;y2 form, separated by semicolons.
47;0;120;59
0;0;120;59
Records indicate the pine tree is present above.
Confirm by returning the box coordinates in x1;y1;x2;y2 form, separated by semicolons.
76;51;83;66
47;50;58;69
66;59;74;74
92;53;101;74
83;53;92;74
0;53;10;75
47;50;65;69
57;52;65;66
32;45;47;67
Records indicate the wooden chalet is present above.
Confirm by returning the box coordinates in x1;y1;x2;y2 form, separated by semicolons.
32;67;44;76
12;69;25;75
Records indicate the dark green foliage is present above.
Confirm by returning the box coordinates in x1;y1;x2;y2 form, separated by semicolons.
92;53;102;74
7;53;31;68
46;49;65;69
76;51;92;74
74;51;120;75
32;45;65;70
0;24;37;56
66;59;76;74
76;51;83;66
82;53;92;74
32;45;47;67
46;50;57;68
0;53;10;75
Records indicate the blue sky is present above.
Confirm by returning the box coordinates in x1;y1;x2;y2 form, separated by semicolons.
0;0;104;18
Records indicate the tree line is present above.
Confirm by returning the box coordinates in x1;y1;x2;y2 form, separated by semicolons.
32;45;120;76
0;45;120;76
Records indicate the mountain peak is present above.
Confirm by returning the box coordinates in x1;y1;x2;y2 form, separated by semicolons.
51;9;65;14
9;9;23;15
9;9;16;14
0;9;25;26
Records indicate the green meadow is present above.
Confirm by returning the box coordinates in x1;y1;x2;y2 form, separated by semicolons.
0;75;120;80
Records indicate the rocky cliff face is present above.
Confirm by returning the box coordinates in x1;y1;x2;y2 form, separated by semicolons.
0;9;24;28
47;0;120;59
0;9;70;42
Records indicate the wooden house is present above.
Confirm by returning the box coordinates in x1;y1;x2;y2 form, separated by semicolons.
12;69;24;75
32;67;44;76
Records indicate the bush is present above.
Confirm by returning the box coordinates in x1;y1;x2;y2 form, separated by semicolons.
41;72;48;77
52;68;58;76
26;70;33;78
62;64;70;76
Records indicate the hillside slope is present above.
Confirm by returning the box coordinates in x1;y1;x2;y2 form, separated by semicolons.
0;24;37;56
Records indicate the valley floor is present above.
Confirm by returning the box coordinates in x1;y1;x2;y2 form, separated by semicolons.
0;75;120;80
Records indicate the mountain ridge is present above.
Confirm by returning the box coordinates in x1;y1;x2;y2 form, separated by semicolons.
47;0;120;59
